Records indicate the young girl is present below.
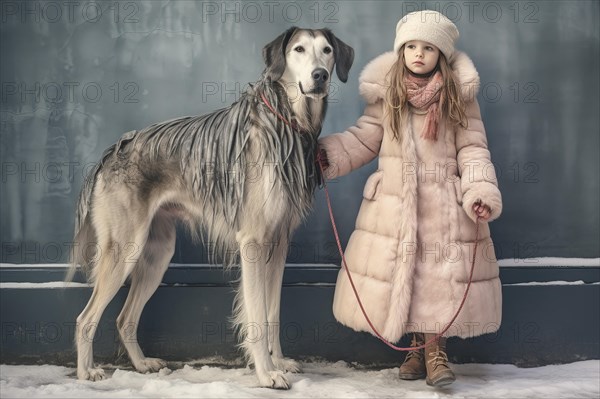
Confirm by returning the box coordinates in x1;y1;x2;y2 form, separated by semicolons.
318;11;503;387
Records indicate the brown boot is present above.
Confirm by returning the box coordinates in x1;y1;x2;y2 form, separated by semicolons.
398;333;426;380
424;334;456;387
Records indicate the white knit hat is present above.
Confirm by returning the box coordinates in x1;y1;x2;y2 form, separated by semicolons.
393;10;459;60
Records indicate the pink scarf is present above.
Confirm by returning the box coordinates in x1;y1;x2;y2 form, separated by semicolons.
404;71;443;141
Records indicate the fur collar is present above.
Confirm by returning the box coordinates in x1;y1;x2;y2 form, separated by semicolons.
358;51;480;104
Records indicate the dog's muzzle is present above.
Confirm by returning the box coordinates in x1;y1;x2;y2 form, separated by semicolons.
300;68;330;95
312;68;329;87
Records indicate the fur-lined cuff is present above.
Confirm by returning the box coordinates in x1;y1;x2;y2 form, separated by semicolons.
318;137;352;180
462;182;503;223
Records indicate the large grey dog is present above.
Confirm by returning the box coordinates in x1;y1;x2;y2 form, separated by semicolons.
69;27;354;389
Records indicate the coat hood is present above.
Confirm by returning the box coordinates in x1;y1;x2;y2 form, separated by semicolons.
358;51;480;104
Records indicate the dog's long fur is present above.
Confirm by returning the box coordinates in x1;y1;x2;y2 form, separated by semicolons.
69;27;353;389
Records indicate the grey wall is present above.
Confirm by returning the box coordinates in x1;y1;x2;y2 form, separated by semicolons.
1;0;599;264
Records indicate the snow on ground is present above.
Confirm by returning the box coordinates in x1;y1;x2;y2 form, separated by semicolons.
1;360;598;398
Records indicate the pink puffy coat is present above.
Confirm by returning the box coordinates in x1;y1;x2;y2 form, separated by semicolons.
319;51;503;341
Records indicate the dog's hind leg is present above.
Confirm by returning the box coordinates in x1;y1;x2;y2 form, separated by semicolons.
116;210;175;374
265;238;302;373
236;233;290;389
76;244;127;380
76;214;151;381
76;242;144;380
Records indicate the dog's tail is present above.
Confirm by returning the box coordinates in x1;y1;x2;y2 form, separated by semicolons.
66;213;96;284
65;166;98;284
66;130;137;284
65;153;105;284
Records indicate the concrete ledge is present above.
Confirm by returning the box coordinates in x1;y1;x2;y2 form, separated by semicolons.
1;264;598;367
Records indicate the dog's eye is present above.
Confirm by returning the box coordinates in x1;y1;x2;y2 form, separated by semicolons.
323;47;332;54
294;46;304;53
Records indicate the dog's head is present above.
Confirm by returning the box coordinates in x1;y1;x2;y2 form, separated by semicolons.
262;27;354;99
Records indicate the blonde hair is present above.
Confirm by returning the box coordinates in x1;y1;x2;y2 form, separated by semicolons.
384;45;468;142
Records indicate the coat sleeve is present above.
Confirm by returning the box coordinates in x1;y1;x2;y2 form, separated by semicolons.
456;98;503;223
318;102;384;179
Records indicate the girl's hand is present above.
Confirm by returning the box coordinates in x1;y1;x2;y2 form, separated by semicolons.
472;201;492;221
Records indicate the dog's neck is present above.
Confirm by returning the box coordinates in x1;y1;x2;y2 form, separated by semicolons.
282;85;326;135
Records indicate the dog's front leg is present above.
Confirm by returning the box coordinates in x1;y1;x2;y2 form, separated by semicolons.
237;235;291;389
266;240;302;373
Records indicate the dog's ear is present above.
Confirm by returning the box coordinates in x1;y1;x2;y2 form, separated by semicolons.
263;27;298;81
321;29;354;83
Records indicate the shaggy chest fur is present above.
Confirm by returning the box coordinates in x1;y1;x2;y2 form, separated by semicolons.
78;80;321;266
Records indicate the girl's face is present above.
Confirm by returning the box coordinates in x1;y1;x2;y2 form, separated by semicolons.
403;40;440;75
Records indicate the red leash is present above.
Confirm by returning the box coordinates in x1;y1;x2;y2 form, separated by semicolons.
260;92;481;351
260;92;301;132
316;154;481;351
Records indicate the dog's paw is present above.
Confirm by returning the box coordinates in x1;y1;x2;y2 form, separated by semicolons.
134;357;167;374
78;367;106;381
257;370;291;389
272;357;302;373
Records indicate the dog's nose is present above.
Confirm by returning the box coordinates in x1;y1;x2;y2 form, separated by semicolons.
312;68;329;84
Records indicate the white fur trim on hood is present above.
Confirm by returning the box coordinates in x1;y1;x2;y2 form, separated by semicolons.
358;51;480;104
